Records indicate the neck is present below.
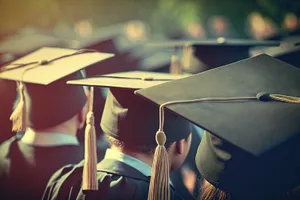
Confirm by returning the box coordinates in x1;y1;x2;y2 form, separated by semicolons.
30;118;78;136
111;146;172;168
110;146;152;166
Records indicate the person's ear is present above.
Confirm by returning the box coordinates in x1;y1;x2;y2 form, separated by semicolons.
175;138;185;154
77;97;89;129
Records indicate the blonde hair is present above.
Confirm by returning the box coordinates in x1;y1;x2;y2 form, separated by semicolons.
199;179;230;200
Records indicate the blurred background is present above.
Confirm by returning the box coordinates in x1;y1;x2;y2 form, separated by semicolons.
1;0;300;40
0;0;299;65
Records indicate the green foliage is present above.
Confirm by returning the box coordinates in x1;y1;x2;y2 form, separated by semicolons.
0;0;298;37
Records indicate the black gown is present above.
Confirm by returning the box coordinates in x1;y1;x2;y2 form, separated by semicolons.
43;158;186;200
0;80;17;144
0;136;84;200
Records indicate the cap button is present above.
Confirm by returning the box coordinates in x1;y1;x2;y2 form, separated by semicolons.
39;60;49;65
256;92;271;101
217;37;226;44
142;76;154;81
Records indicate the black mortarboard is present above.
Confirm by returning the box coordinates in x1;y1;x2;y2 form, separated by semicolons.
71;34;119;54
68;71;191;146
128;43;189;74
251;45;300;68
148;38;281;72
264;28;300;43
72;22;140;54
135;54;300;199
0;47;113;131
67;71;191;193
138;52;173;72
128;44;181;73
73;32;141;76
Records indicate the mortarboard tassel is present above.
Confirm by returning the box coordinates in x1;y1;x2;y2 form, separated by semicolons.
1;49;99;133
148;105;170;200
148;131;170;200
169;48;182;75
10;82;27;132
182;43;192;71
82;86;98;191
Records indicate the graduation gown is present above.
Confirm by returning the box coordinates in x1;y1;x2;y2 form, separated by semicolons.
0;136;84;200
0;80;16;144
43;158;186;200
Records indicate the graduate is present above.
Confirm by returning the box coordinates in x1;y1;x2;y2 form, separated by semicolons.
42;71;193;200
147;38;280;73
135;54;300;200
141;38;281;199
0;47;113;200
0;79;17;144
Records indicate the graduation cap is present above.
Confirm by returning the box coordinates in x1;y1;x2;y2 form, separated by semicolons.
67;71;191;192
73;35;141;76
147;38;281;72
0;47;113;132
264;28;300;43
135;54;300;199
72;22;141;54
129;42;196;74
251;45;300;68
137;51;174;72
71;34;119;54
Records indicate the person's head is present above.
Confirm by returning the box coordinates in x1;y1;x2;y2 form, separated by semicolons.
1;47;114;135
135;54;300;200
66;70;190;193
101;88;192;169
15;71;88;134
196;130;300;200
105;133;192;170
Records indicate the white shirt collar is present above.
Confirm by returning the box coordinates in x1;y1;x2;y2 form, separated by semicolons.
104;148;152;177
103;148;174;186
20;129;79;147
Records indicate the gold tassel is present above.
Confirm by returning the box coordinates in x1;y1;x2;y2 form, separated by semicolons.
82;87;98;191
10;82;27;132
169;54;182;75
148;131;170;200
182;43;192;71
270;94;300;103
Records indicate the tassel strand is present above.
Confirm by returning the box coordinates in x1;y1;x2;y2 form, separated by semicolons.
10;82;27;132
82;87;98;191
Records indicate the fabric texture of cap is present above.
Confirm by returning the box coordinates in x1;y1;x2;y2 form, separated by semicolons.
0;47;114;84
67;71;188;89
135;54;300;199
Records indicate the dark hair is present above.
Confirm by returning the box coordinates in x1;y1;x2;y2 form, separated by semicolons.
199;178;230;200
105;134;190;155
